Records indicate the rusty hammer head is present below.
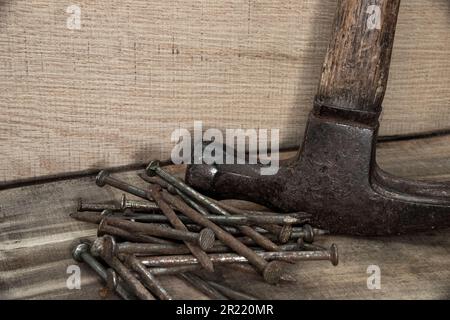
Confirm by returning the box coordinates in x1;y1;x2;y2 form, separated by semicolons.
185;0;450;235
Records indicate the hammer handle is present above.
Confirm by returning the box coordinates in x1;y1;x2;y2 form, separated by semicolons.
315;0;401;123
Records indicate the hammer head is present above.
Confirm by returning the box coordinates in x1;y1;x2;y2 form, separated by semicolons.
186;112;450;235
187;0;450;235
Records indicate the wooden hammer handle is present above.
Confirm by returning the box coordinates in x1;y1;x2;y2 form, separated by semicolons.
315;0;401;123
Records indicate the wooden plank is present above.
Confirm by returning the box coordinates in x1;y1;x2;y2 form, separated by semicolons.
0;0;449;182
0;135;449;299
377;135;450;181
0;172;208;299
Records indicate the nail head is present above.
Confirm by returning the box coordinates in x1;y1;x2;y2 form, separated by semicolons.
330;243;339;266
198;228;216;250
96;170;110;187
72;243;89;262
262;261;285;284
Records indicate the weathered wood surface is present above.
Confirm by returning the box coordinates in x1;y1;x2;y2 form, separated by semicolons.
317;0;401;113
1;137;449;299
0;0;449;182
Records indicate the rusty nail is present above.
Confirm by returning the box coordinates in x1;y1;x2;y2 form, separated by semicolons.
148;186;214;272
139;244;339;267
147;161;281;253
146;161;234;217
72;242;135;300
102;217;215;250
97;218;175;245
112;210;305;227
138;173;171;189
120;194;160;211
148;265;203;276
105;268;119;292
161;191;285;284
77;198;120;212
97;236;156;300
123;254;173;300
92;238;298;257
96;170;148;199
173;188;211;216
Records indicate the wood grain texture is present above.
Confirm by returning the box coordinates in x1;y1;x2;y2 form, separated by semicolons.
317;0;401;114
0;136;449;299
0;0;449;182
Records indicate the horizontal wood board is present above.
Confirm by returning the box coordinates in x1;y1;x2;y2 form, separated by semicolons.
0;0;449;182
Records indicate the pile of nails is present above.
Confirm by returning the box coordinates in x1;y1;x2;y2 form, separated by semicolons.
71;160;339;300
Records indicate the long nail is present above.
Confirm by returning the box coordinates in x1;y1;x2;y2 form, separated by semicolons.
97;218;175;245
146;161;281;252
142;173;309;239
123;254;173;300
202;196;311;243
102;217;215;250
74;211;174;245
200;224;324;244
161;191;285;284
147;161;236;217
120;194;160;211
238;226;280;251
97;239;299;256
104;210;305;227
97;235;156;300
213;237;299;252
77;199;120;212
148;185;214;272
174;188;211;216
211;198;311;220
149;264;295;282
149;265;204;276
96;170;148;199
72;242;135;300
139;244;339;267
92;238;296;257
178;273;228;300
